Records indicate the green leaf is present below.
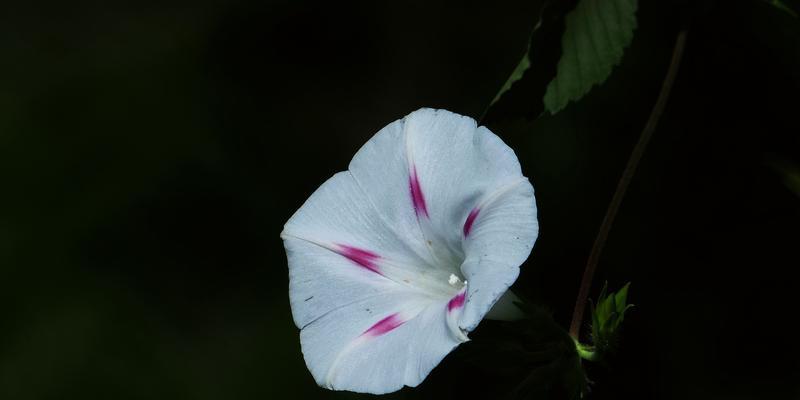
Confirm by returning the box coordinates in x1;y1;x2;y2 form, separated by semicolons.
490;50;531;106
587;282;634;358
613;282;630;312
543;0;638;114
764;0;798;17
486;1;551;109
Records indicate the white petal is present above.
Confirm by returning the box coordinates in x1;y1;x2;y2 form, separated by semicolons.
349;108;537;332
282;171;468;393
347;115;441;267
459;180;537;331
485;290;526;321
283;172;458;322
300;288;467;394
400;110;527;254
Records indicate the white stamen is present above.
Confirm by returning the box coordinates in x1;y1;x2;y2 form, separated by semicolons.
448;273;459;286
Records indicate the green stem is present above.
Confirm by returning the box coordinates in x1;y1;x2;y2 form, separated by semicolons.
568;29;689;339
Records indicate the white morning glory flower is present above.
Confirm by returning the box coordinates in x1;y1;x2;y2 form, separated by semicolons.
281;108;538;394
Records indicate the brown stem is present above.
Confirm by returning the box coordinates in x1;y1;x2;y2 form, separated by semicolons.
568;29;689;339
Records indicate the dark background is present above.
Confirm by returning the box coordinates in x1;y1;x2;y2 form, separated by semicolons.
1;0;798;399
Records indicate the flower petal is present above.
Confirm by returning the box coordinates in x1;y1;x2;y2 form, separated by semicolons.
484;290;526;321
282;171;469;393
347;113;445;268
282;172;455;329
459;180;538;331
397;110;528;253
299;285;467;394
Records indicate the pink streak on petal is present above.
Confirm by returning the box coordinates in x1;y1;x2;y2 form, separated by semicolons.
362;313;405;337
447;291;466;312
463;207;481;237
335;244;382;275
409;166;429;218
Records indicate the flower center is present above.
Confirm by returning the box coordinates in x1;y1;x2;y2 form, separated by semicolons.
448;273;459;286
447;273;467;289
400;255;465;300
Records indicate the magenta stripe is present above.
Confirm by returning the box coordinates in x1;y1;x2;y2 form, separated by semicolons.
362;313;405;337
447;291;466;312
335;244;382;275
409;166;429;217
463;207;481;237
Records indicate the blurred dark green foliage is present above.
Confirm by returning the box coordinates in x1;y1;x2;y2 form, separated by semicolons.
764;0;799;17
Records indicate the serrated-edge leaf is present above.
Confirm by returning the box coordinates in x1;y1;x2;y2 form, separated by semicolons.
543;0;638;113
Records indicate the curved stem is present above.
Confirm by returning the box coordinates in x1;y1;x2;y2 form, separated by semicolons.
568;29;689;339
